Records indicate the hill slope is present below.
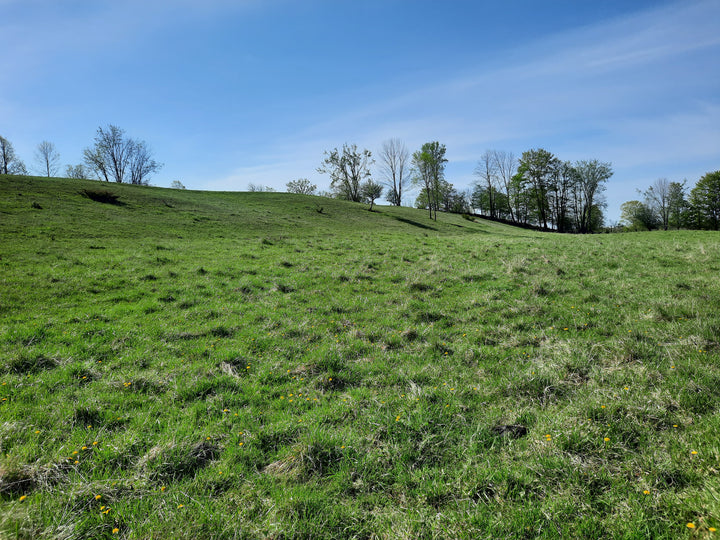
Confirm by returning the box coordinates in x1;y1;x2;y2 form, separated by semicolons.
1;175;719;539
0;174;523;241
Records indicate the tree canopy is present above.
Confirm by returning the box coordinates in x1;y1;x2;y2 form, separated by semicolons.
411;142;447;220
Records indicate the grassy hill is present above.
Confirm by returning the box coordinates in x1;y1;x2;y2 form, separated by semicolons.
1;175;719;538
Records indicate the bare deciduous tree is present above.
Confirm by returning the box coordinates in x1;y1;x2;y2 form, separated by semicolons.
378;138;408;206
83;146;109;181
65;164;90;179
318;144;373;202
83;125;161;184
128;140;161;185
247;183;275;192
644;178;671;230
493;150;516;222
474;150;499;218
34;141;60;177
0;135;27;175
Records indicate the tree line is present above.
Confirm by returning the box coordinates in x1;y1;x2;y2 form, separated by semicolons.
6;128;717;232
0;125;162;185
472;149;612;233
305;140;613;232
620;172;720;231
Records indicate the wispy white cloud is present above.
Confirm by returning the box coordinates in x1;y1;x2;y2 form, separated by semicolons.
4;0;718;222
213;0;719;219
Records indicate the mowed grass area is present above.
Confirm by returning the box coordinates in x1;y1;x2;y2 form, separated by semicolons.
1;175;719;539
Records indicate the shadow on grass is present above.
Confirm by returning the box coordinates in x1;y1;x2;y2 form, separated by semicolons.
80;189;126;206
391;216;437;231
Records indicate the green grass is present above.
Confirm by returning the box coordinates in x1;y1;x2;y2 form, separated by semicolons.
1;174;719;539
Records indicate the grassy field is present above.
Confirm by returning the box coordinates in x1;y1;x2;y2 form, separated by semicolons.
1;175;719;539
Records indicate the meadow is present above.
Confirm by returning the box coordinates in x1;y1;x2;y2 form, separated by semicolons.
1;175;719;539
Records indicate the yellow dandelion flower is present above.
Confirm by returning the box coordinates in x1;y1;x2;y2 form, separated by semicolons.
708;527;716;532
206;437;211;440
238;442;244;446
95;495;102;500
691;450;698;455
643;490;650;495
604;437;610;442
82;446;88;450
35;430;40;434
19;495;27;502
687;523;695;529
93;441;98;446
177;504;184;509
112;528;119;534
160;486;166;492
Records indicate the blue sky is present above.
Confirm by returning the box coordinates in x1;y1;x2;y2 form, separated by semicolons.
2;0;719;222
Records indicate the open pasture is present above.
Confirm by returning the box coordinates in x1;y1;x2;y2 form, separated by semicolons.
1;176;719;538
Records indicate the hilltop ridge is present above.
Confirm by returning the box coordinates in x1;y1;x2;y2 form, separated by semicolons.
0;174;526;243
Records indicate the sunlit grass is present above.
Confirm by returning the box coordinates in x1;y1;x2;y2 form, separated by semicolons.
1;175;719;538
